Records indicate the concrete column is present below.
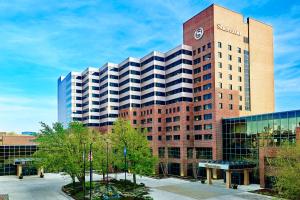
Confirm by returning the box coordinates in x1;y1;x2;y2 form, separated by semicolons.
38;167;44;176
212;168;218;179
180;163;187;177
244;169;250;185
226;170;231;189
206;168;212;184
17;165;22;176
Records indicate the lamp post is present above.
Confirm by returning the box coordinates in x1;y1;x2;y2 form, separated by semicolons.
89;143;93;200
106;140;109;191
83;143;86;200
124;146;127;182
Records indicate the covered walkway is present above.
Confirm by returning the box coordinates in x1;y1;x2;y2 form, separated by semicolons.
199;160;256;188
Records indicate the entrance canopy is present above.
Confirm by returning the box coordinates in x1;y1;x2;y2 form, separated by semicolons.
14;158;34;165
198;160;256;170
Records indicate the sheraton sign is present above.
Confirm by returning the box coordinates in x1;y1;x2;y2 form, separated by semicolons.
217;24;241;36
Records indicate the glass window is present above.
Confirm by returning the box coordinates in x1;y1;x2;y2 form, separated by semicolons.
218;42;222;48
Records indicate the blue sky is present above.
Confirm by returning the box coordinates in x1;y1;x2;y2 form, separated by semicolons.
0;0;299;133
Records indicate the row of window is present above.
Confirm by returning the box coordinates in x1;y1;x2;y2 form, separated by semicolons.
158;147;212;159
192;42;211;56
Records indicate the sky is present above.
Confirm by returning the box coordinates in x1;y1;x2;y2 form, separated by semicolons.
0;0;299;133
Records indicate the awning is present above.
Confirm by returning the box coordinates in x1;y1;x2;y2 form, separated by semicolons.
14;158;34;165
199;160;256;170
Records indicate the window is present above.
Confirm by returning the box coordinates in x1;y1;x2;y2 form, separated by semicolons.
168;147;180;158
202;45;206;51
194;96;201;102
186;106;190;111
218;72;222;79
228;45;232;51
158;147;165;158
133;111;137;116
203;83;212;90
204;124;212;130
218;62;222;68
204;134;212;140
133;120;137;124
229;94;233;100
193;50;196;55
218;92;223;99
173;116;180;122
237;47;241;53
204;114;212;120
238;66;242;72
218;82;223;88
166;117;172;123
238;86;243;91
219;103;223;109
229;84;233;90
218;52;222;58
203;103;212;110
158;118;161;123
177;107;180;112
217;42;222;48
239;105;243;110
203;93;212;100
238;76;242;82
228;74;232;80
158;135;162;141
174;135;180;140
194;115;202;121
186;135;190;140
186;116;190;121
173;125;180;131
166;135;172;140
147;136;153;141
207;42;211;48
228;55;232;61
203;53;211;61
186;125;190;131
203;73;211;81
158;109;162;114
166;126;172;132
194;77;201;83
197;48;201;54
228;64;232;70
203;63;211;71
196;148;212;159
238;57;242;63
229;104;233;110
195;135;202;140
194;125;202;130
194;106;202;111
187;148;193;158
239;96;243;101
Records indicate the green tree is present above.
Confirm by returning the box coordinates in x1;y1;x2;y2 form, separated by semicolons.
111;119;158;184
34;122;104;187
267;142;300;200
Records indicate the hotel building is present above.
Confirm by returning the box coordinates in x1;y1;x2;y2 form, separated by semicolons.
58;4;294;186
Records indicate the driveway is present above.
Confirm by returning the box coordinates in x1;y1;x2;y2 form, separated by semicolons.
0;173;72;200
0;173;272;200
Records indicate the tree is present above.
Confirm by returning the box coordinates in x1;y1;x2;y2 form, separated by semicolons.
267;142;300;200
111;119;158;184
33;122;104;187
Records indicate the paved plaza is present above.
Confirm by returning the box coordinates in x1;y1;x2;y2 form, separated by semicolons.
0;173;272;200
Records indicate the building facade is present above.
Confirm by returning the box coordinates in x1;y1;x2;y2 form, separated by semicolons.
0;133;37;176
58;4;275;177
223;110;300;187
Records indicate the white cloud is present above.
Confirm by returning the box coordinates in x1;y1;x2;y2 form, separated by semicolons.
0;95;56;133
